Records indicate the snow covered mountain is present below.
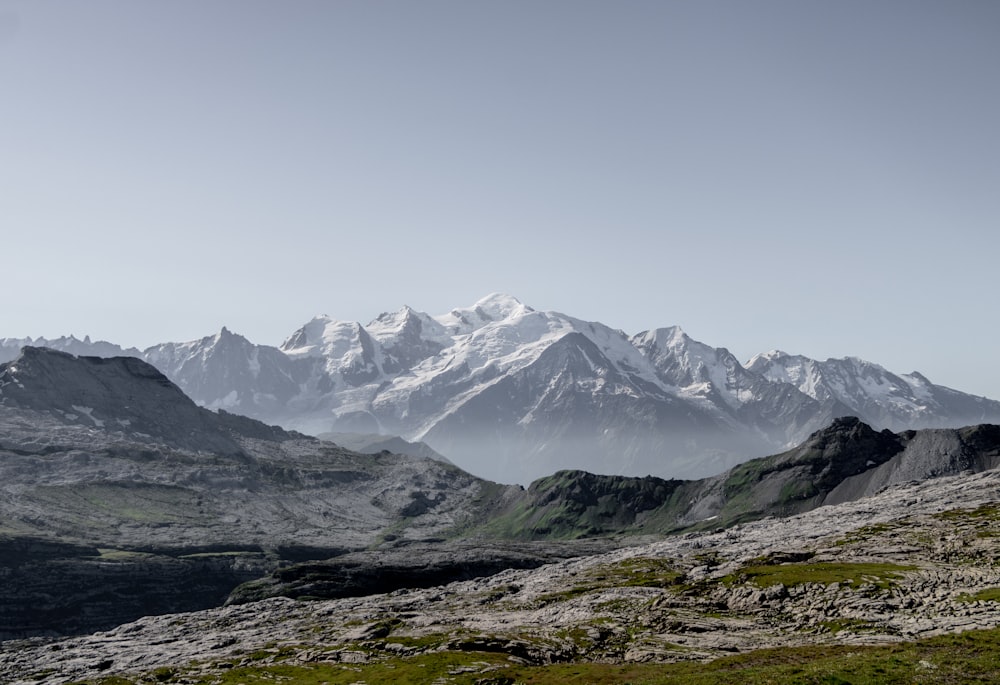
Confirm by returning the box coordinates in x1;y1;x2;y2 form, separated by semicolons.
6;294;1000;484
0;335;139;363
746;351;1000;432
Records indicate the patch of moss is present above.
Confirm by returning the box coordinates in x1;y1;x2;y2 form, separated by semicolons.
834;521;900;546
779;479;819;503
370;633;451;651
934;503;1000;522
76;627;1000;684
478;582;522;604
957;587;1000;603
724;561;916;590
817;618;879;634
537;556;682;604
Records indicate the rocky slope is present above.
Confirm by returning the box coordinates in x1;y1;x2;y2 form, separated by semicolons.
4;467;999;684
2;346;998;647
0;348;513;638
5;294;999;484
186;416;1000;607
478;416;1000;539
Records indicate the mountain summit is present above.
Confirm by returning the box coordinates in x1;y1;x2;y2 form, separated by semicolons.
3;295;999;483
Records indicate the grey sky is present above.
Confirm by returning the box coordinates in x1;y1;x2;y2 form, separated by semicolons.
2;1;998;398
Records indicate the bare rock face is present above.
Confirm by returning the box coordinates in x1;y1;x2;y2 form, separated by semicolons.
224;539;624;605
0;540;270;639
0;346;244;455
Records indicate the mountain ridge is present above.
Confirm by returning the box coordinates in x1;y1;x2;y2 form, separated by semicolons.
3;293;999;483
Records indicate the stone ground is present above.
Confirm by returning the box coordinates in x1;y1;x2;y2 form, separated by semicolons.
3;468;1000;684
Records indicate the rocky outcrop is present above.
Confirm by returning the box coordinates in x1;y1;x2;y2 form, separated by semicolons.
0;541;271;640
0;346;245;455
225;539;624;605
4;468;1000;684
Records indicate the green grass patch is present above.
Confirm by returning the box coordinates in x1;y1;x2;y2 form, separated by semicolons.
934;502;1000;523
779;479;819;503
724;561;915;590
818;618;879;634
835;521;900;546
75;627;1000;685
537;556;682;604
957;587;1000;603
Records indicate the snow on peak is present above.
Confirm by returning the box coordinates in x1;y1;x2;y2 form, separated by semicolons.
744;350;813;372
635;326;687;347
366;307;417;339
370;305;416;327
281;316;370;361
367;305;445;342
472;293;533;319
434;293;534;336
280;315;333;354
365;305;452;361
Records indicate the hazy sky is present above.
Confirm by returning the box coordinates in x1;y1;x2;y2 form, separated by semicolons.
2;1;998;398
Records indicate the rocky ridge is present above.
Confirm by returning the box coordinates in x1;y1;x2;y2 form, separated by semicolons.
3;468;999;683
477;417;1000;539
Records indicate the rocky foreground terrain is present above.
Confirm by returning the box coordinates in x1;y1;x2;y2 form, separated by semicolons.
0;347;520;639
3;467;999;684
3;346;1000;654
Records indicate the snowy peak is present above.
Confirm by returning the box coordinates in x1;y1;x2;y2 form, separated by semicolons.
0;335;139;365
746;349;791;368
280;317;381;380
6;294;1000;485
632;325;687;348
470;292;534;320
743;351;995;431
366;306;449;374
145;327;255;370
367;306;421;340
143;328;306;416
746;351;825;397
632;326;750;403
280;315;343;357
433;293;534;336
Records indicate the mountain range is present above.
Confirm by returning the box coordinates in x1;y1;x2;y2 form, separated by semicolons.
1;346;999;679
3;345;1000;642
4;293;999;484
